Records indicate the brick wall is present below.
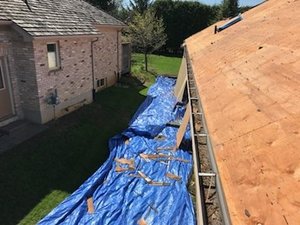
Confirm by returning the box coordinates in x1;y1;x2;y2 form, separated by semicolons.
33;30;122;124
93;29;122;91
0;25;38;123
0;25;122;124
11;33;40;123
33;37;94;123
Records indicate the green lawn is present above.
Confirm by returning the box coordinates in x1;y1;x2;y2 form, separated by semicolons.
131;53;181;89
132;53;182;76
0;54;181;225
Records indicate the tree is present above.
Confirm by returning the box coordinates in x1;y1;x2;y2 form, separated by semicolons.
129;0;152;14
153;0;220;54
126;10;167;71
86;0;122;16
222;0;239;18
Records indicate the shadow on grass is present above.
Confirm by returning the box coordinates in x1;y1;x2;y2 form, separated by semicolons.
0;79;147;225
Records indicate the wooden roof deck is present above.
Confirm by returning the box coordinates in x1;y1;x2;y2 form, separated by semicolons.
185;0;300;224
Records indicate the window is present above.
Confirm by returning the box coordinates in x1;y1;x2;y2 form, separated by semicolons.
0;63;5;90
97;78;105;88
100;78;105;86
47;43;60;70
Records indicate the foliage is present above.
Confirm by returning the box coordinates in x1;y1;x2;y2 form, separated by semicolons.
153;0;221;54
86;0;122;16
222;0;239;18
129;0;152;14
126;10;167;71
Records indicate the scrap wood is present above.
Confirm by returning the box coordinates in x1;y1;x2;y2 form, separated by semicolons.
128;173;142;178
115;158;134;165
137;171;170;186
150;181;170;186
87;197;95;214
140;153;169;160
174;157;190;163
115;158;135;172
166;172;182;181
115;165;135;172
156;157;190;163
137;171;152;183
157;146;175;151
138;219;147;225
140;153;190;163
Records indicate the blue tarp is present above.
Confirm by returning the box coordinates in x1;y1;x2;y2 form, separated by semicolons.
38;76;195;225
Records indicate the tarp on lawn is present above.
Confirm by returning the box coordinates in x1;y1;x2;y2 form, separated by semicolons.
38;76;195;225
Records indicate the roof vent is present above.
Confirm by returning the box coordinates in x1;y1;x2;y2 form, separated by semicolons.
215;13;243;34
22;0;32;11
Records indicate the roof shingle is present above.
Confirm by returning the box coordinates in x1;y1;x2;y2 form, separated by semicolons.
0;0;125;36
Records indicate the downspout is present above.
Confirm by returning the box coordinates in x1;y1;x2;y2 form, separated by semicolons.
116;30;120;81
91;37;99;101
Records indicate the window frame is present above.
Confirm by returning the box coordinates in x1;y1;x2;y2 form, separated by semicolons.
0;60;6;91
47;42;60;71
97;78;106;88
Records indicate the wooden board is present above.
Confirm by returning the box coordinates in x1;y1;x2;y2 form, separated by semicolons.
185;0;300;224
176;103;190;149
174;56;187;102
87;197;95;214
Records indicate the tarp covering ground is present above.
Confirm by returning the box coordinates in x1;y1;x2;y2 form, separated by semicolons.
38;76;195;225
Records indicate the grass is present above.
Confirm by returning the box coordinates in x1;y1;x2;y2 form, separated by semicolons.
131;53;182;86
0;54;181;225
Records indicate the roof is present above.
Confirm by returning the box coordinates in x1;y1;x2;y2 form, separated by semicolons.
0;0;125;36
185;0;300;224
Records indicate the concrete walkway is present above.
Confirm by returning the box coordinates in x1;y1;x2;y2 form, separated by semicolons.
0;120;47;154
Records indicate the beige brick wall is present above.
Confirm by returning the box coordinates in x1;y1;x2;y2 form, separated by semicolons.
12;35;40;122
93;29;122;91
33;30;122;123
33;37;94;123
0;25;122;124
0;25;38;123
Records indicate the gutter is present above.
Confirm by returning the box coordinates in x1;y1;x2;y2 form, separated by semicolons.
91;37;99;100
184;53;206;225
184;46;232;225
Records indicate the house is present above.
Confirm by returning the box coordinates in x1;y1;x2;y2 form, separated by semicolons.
185;0;300;224
0;0;125;126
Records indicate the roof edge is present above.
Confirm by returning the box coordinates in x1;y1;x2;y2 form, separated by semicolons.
0;20;33;41
0;20;13;25
32;34;102;40
94;23;127;30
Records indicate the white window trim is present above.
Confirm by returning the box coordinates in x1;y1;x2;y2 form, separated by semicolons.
47;42;60;71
